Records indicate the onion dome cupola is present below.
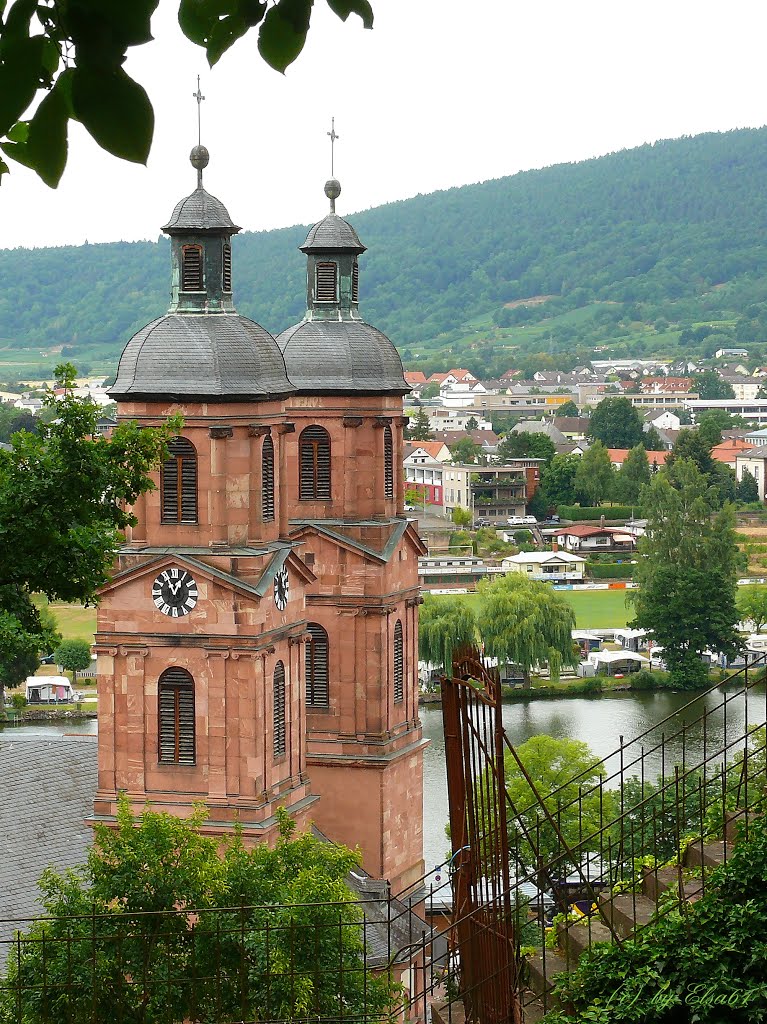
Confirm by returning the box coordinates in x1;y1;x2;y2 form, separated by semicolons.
277;179;408;396
110;147;294;403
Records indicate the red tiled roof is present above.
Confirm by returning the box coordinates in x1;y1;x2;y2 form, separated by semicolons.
711;439;755;464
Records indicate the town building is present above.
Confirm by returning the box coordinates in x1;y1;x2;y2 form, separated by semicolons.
551;525;636;553
736;446;767;501
500;550;586;583
92;153;426;894
442;461;542;520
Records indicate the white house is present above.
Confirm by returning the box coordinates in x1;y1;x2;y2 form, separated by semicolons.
736;445;767;501
501;550;586;582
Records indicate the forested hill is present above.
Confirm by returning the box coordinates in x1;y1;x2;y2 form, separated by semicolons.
3;126;767;377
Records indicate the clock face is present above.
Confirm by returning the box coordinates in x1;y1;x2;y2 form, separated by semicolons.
274;567;289;611
152;568;198;617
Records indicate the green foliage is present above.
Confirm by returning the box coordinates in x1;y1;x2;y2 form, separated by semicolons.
450;505;472;527
586;562;634;579
574;441;614;507
0;0;372;184
557;505;642;521
53;637;92;682
629;459;742;689
450;436;483;464
537;454;581;509
0;796;396;1024
737;584;767;632
496;431;556;464
555;400;580;417
405;407;433;441
692;368;737;399
476;573;577;682
418;594;477;674
588;397;645;449
737;466;760;503
613;444;650;504
546;815;767;1023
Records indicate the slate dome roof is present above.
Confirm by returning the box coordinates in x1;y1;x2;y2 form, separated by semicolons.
277;319;407;395
110;313;294;401
162;186;240;234
300;213;365;253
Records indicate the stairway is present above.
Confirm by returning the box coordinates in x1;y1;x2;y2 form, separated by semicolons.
520;831;735;1022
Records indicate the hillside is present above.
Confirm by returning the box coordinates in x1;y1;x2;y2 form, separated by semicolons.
2;126;767;379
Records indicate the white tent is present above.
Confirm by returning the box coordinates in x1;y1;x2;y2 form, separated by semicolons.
25;675;74;703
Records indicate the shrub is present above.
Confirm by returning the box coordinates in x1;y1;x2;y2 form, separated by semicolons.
10;693;27;710
557;505;635;521
587;562;634;579
631;669;670;690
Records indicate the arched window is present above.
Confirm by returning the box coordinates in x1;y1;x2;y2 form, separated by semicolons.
222;242;232;291
299;426;331;500
161;437;197;524
262;435;275;522
158;667;195;764
181;244;203;291
315;262;337;302
383;425;394;500
393;619;404;703
306;623;329;708
273;661;286;758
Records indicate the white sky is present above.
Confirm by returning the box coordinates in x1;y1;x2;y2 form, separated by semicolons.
2;0;767;250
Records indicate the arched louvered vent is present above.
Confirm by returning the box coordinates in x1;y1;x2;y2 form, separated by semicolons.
315;262;337;302
306;623;329;707
162;436;198;524
393;619;404;703
273;661;286;757
262;435;275;522
351;261;359;303
384;425;394;500
222;243;232;291
299;426;331;500
182;245;203;291
158;667;195;764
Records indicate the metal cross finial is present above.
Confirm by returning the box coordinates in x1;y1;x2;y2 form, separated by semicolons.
327;116;339;176
193;75;205;146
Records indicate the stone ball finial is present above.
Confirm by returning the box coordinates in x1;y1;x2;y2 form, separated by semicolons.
190;145;210;170
324;178;341;201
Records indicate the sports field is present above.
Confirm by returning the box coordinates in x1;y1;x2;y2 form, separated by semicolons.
432;588;631;628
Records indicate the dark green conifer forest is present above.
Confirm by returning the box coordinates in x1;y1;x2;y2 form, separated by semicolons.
3;126;767;378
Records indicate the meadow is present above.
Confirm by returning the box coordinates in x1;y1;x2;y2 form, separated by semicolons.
435;588;631;628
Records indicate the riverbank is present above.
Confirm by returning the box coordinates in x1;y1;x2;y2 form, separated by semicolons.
2;708;97;723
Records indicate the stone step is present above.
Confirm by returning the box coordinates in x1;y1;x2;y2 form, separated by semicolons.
684;838;728;871
525;949;570;998
724;808;760;844
560;917;613;960
519;990;549;1023
642;865;703;904
599;893;656;938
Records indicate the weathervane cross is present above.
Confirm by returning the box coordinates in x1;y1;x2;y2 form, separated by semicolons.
327;116;339;176
193;75;205;146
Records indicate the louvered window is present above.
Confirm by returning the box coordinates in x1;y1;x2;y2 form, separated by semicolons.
351;261;359;302
262;435;275;522
161;437;197;524
306;623;329;707
222;243;232;291
158;668;195;764
299;426;331;500
273;661;286;757
182;245;203;291
393;619;404;703
315;262;337;302
384;425;394;500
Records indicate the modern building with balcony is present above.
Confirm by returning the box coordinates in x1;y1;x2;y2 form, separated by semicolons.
442;461;542;521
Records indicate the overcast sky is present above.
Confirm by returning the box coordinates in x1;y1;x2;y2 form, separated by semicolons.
2;0;767;250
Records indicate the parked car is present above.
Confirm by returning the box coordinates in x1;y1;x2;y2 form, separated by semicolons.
39;653;56;665
474;518;492;528
507;515;537;526
403;503;416;512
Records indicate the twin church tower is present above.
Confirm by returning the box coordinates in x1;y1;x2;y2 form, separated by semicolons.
92;144;426;893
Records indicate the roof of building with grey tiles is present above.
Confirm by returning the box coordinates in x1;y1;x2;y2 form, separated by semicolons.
162;186;240;234
300;213;365;253
277;320;407;395
0;734;97;951
110;313;295;401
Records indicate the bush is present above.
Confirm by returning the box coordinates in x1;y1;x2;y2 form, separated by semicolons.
557;505;636;521
587;562;634;579
10;693;27;710
631;669;670;690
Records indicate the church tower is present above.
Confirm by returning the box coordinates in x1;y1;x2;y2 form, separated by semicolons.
92;147;317;842
277;178;427;893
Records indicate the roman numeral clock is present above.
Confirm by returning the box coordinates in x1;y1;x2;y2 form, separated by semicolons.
152;568;199;618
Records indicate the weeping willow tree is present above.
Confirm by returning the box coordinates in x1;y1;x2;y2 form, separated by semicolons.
419;594;478;675
476;573;577;683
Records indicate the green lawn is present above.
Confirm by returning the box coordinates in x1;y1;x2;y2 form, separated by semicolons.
433;588;631;628
33;596;97;643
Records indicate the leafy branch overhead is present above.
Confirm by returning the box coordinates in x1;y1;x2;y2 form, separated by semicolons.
0;0;374;187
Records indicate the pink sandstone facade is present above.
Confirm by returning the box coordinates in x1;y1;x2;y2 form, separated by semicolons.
92;158;426;894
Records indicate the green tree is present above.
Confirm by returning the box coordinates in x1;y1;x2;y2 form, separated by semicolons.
697;408;738;447
451;505;472;528
0;796;396;1024
53;638;92;685
588;397;644;449
0;593;59;711
500;735;609;869
574;440;614;506
476;573;577;683
0;0;373;185
737;467;760;503
613;444;650;504
0;363;174;702
537;453;581;509
737;585;767;633
420;382;440;400
496;431;556;465
555;400;579;417
418;594;477;674
670;428;715;476
465;415;479;430
692;369;736;399
629;459;742;689
450;436;483;464
406;406;434;441
642;425;665;451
